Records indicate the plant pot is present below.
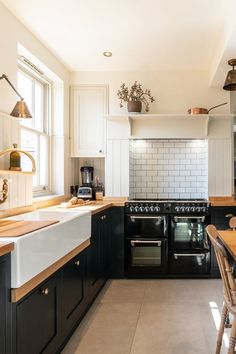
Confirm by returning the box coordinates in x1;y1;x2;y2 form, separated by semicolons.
127;101;142;113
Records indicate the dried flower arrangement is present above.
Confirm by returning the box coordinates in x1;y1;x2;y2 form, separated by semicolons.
117;81;155;112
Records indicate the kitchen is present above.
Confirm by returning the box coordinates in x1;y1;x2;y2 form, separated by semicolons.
0;0;236;353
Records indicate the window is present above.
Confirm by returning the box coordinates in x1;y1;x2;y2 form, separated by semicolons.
18;67;51;194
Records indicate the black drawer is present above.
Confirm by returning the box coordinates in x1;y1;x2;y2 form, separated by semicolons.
169;251;210;274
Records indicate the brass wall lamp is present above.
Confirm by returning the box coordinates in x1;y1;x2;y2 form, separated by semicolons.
0;74;32;118
223;59;236;91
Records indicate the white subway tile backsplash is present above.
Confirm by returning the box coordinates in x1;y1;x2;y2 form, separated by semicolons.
129;139;208;199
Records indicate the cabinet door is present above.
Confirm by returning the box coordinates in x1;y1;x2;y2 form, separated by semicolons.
61;252;85;337
109;207;125;278
87;214;102;298
14;274;60;354
0;254;11;354
211;206;236;230
99;212;111;279
70;85;108;157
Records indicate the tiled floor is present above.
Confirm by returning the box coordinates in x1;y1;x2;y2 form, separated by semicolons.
62;279;229;354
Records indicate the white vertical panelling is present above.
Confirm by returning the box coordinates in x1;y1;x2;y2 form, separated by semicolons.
105;140;113;196
25;175;33;205
208;138;233;196
120;140;129;196
105;139;129;197
112;140;121;196
0;112;33;210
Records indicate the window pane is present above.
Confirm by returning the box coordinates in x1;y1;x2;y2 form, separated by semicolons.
35;82;44;132
20;129;38;186
18;71;33;129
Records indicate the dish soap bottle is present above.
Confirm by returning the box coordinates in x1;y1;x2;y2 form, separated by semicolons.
9;144;21;171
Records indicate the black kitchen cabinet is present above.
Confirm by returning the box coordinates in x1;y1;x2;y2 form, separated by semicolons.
61;251;86;338
109;207;124;278
12;273;61;354
86;210;112;299
0;254;11;354
211;206;236;230
210;206;236;278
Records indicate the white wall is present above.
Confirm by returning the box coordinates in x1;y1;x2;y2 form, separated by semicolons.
0;3;72;208
71;70;230;114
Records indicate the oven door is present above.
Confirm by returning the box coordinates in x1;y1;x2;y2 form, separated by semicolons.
125;215;168;238
168;250;210;274
170;216;209;251
125;238;167;276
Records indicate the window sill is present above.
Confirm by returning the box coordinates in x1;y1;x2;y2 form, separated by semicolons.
33;194;70;208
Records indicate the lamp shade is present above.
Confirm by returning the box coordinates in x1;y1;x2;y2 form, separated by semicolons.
223;59;236;91
10;100;32;118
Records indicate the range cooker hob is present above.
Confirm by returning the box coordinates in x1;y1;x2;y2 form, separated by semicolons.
125;199;210;215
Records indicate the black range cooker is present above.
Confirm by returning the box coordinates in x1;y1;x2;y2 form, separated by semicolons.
124;199;210;278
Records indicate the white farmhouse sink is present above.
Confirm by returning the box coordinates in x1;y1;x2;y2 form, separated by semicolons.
3;209;91;288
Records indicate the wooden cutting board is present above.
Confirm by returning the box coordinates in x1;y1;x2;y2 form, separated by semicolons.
0;220;59;237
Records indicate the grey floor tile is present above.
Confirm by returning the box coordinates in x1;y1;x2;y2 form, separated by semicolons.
62;302;141;354
62;279;229;354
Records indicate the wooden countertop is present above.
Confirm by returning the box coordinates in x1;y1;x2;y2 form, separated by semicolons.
0;241;14;256
209;197;236;207
54;197;127;215
218;230;236;261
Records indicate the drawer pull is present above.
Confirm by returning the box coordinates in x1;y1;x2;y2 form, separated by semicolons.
225;214;234;219
41;288;49;295
75;260;80;266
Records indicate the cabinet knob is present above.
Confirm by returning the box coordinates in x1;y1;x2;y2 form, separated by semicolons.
75;260;80;266
103;215;106;219
41;288;49;295
225;214;234;219
99;149;103;153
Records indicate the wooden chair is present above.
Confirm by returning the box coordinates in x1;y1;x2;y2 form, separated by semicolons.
229;217;236;231
206;224;236;354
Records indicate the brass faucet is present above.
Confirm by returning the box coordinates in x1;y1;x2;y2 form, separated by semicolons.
0;179;8;204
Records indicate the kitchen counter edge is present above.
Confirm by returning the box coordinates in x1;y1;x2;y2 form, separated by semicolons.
209;197;236;207
0;241;14;257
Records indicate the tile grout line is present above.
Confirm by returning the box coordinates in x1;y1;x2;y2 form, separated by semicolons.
128;280;148;354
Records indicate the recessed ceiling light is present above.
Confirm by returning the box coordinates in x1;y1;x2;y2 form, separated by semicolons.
103;51;112;57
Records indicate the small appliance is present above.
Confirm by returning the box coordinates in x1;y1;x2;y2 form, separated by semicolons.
77;166;94;200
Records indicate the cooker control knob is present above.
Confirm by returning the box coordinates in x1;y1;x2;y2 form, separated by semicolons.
185;206;190;212
129;206;135;212
149;206;154;212
175;206;180;212
140;206;145;212
145;206;150;212
201;207;206;212
154;206;160;212
196;207;201;212
134;206;139;212
190;207;195;212
180;206;185;212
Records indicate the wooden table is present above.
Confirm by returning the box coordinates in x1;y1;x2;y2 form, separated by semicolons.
218;231;236;261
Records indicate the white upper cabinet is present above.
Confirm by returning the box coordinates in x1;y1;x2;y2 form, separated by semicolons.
70;85;108;157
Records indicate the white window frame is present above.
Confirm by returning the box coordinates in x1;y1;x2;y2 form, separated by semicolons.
18;64;52;196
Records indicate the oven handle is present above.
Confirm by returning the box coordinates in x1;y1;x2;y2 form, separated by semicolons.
131;240;162;246
173;216;205;222
174;253;206;259
130;216;163;220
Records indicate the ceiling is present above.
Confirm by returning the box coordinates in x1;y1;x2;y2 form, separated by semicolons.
2;0;236;74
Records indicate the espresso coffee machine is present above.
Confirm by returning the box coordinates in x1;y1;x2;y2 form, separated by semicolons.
77;166;94;199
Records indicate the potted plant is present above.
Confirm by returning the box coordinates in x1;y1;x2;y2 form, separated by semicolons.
117;81;155;113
